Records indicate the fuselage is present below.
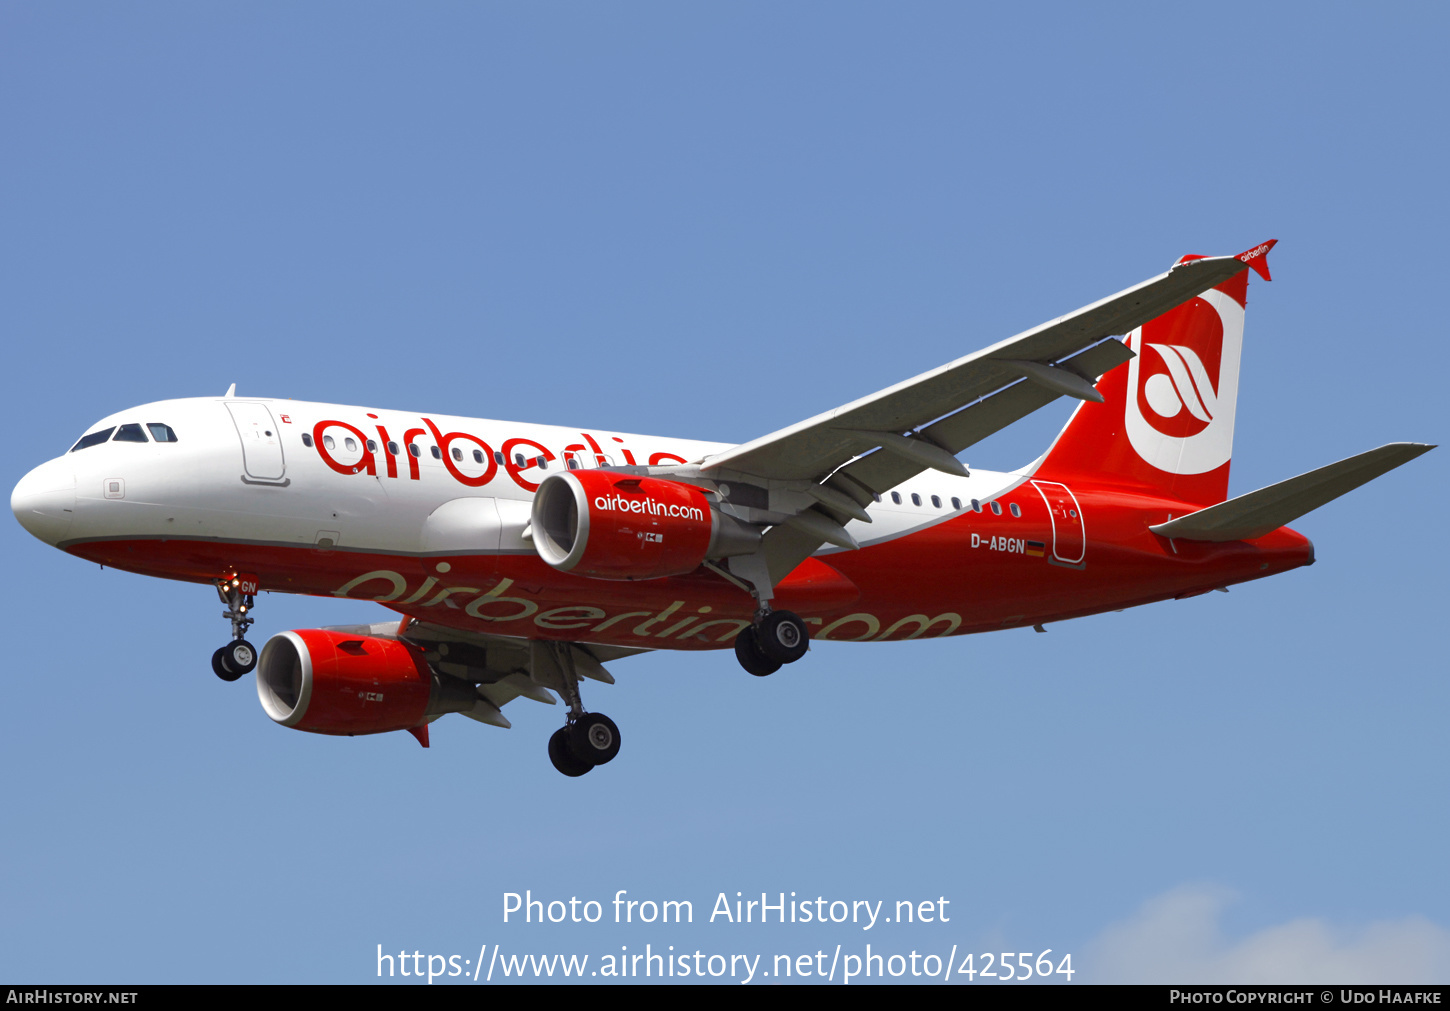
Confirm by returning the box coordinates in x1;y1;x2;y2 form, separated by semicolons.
12;395;1315;651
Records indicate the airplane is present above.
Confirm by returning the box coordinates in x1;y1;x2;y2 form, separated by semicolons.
10;240;1433;777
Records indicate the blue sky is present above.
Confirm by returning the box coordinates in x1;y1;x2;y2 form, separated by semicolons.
3;3;1446;984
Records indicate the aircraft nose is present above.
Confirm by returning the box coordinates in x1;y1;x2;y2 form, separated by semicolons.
12;459;76;546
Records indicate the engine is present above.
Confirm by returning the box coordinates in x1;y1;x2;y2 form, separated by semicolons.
256;628;477;737
531;471;760;580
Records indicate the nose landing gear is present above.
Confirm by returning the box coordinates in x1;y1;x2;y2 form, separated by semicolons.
212;575;258;681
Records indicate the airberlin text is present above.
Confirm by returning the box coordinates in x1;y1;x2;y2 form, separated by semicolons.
332;572;965;644
309;414;690;493
594;493;703;521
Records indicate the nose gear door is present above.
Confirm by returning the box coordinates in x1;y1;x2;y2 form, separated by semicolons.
226;402;286;482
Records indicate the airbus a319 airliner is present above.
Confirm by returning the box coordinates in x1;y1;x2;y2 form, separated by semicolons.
11;241;1432;776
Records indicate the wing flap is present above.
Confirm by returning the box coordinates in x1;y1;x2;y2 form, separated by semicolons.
1150;443;1435;542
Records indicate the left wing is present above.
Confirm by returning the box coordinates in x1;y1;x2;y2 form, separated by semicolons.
338;616;649;730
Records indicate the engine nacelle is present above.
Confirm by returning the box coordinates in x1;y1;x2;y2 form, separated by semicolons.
532;471;759;580
256;629;435;736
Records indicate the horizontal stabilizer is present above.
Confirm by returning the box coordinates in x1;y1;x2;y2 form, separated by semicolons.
1150;443;1434;542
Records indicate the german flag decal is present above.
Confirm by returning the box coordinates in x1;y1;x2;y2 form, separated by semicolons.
1026;540;1046;557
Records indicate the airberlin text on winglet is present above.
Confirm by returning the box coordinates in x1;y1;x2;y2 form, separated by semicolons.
1236;238;1276;279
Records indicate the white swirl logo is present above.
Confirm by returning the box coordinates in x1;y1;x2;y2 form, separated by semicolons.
1142;343;1219;424
1123;287;1244;475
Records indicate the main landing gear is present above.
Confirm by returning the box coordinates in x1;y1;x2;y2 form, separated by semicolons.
733;607;810;677
546;642;621;778
211;576;258;682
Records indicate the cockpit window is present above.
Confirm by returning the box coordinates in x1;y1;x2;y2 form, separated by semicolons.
147;423;178;443
113;423;148;443
71;428;115;452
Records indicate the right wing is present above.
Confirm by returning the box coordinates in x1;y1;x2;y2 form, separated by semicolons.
680;242;1277;584
699;242;1276;488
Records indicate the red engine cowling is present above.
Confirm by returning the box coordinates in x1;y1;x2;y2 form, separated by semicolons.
256;629;433;736
532;471;756;580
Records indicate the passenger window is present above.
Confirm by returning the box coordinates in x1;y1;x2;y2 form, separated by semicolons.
891;492;902;505
494;451;505;465
323;435;335;450
302;433;314;448
971;499;981;512
951;497;962;510
409;443;421;458
452;447;463;462
514;453;525;467
911;493;922;506
430;445;441;460
366;440;378;453
344;437;358;452
538;456;548;470
1010;503;1021;518
567;458;579;470
873;494;882;502
71;428;116;452
931;495;942;509
473;450;484;464
146;423;178;443
113;424;148;443
387;441;399;455
991;502;1002;515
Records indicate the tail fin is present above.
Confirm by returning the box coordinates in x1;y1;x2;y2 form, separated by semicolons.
1035;243;1274;507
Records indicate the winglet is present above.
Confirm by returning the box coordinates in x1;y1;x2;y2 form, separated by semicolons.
1235;239;1276;281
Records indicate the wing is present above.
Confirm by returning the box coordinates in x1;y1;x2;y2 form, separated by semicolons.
683;242;1277;583
328;617;648;730
704;244;1274;484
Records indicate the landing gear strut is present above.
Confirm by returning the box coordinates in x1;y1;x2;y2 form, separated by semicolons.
212;576;258;682
546;643;621;777
733;606;810;676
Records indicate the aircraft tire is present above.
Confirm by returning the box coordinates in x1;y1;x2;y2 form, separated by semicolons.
567;714;621;766
212;647;244;682
756;611;810;664
225;639;258;675
734;626;782;677
548;727;592;777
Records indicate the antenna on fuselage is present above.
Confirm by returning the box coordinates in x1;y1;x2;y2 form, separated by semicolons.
224;383;236;398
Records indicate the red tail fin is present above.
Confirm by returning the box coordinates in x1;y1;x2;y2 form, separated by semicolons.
1036;245;1272;507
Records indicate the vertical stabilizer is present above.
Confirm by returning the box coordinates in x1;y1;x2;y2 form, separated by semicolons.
1035;243;1273;507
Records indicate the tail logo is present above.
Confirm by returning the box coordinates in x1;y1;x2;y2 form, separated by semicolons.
1123;287;1243;475
1141;342;1218;434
